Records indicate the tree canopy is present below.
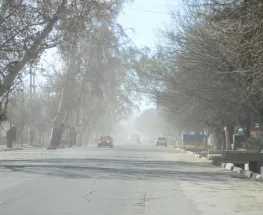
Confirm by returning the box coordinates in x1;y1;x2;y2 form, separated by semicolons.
138;0;263;148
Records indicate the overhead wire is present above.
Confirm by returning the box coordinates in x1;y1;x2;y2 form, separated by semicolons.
125;7;171;15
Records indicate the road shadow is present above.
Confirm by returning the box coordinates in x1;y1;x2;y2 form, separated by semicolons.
0;158;235;183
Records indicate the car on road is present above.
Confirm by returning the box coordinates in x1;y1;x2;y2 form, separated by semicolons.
155;137;168;147
97;136;113;148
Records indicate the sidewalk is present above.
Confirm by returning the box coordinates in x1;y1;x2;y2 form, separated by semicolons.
0;147;23;152
0;144;30;151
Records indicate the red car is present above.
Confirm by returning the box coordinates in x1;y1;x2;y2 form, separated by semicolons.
97;136;113;148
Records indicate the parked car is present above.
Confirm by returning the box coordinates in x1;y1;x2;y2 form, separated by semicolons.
97;136;113;148
155;137;168;147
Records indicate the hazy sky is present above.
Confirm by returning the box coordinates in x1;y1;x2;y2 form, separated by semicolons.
117;0;180;113
117;0;180;48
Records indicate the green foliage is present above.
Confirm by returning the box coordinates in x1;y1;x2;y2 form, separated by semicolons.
241;137;263;152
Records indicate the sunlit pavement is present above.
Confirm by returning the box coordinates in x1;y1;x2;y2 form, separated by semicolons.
0;144;263;214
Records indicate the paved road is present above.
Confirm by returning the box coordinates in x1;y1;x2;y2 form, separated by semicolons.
0;145;263;215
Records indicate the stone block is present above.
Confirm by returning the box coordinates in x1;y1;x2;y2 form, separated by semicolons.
225;163;234;171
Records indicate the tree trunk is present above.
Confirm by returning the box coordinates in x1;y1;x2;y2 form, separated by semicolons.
47;102;68;150
228;124;234;145
204;133;210;149
225;123;235;150
47;39;80;149
239;114;252;139
213;127;224;150
214;133;221;150
76;131;83;146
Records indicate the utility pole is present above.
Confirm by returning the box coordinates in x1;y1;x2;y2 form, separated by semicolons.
20;89;24;147
29;67;36;145
17;89;24;147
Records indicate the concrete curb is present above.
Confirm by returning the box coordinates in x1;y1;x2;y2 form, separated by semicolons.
177;148;205;159
243;170;253;178
175;148;185;152
221;163;226;168
225;163;234;171
187;151;195;155
0;148;23;152
233;167;243;174
252;173;263;181
195;154;203;158
179;149;263;182
221;162;263;182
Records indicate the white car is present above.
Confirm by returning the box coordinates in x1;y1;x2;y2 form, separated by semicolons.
155;137;168;147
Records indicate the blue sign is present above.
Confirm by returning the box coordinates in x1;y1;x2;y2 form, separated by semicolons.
183;135;204;142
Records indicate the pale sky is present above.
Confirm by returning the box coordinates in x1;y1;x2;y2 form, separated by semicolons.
117;0;180;113
117;0;180;48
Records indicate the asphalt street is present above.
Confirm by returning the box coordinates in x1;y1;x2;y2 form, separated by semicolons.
0;144;263;215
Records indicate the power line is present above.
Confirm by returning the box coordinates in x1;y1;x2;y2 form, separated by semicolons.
126;7;171;15
160;4;180;6
149;4;181;7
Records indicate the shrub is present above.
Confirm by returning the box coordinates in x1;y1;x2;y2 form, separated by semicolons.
241;137;263;152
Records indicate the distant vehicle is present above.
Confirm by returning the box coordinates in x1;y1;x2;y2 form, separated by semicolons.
97;136;113;148
130;135;141;144
155;137;168;147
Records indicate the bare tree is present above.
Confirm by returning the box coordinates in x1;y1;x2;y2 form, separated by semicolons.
0;0;122;121
137;0;263;149
47;2;137;148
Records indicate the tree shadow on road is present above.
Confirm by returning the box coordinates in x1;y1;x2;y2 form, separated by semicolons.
0;158;235;183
